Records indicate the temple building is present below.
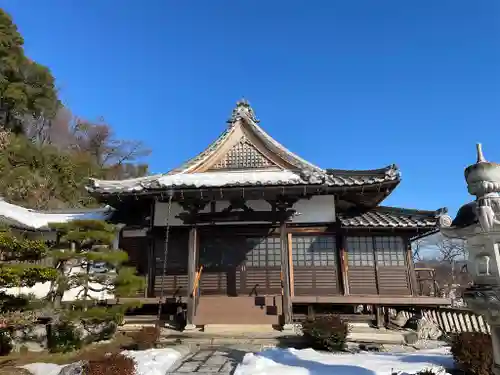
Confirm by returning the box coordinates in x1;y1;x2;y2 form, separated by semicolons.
84;100;450;328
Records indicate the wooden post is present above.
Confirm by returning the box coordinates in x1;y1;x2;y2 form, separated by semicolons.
375;305;384;328
147;198;156;298
405;239;418;296
372;237;381;295
337;234;349;295
280;221;293;329
185;226;198;330
287;232;295;297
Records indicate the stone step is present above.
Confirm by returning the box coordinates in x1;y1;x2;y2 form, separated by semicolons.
348;327;407;344
203;324;277;334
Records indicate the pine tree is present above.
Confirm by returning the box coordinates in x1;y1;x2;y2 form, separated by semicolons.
0;228;57;326
0;8;59;133
48;220;144;309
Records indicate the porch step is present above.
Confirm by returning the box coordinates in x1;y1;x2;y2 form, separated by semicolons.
348;326;407;344
203;324;276;334
193;296;281;325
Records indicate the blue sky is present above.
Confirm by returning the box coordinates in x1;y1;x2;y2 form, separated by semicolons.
1;0;499;216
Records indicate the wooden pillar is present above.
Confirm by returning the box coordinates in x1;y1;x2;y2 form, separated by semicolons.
375;306;384;328
280;221;293;328
337;234;349;295
186;226;198;328
372;237;381;295
147;198;157;298
287;232;295;297
405;238;418;296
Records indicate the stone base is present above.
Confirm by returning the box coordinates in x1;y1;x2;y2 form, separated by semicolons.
183;324;199;332
281;324;295;333
494;363;500;375
203;324;276;334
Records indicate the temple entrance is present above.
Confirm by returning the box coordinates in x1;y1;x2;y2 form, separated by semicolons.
198;236;244;296
198;232;282;296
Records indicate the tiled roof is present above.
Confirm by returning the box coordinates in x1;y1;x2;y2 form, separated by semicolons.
338;206;441;229
324;165;400;186
166;100;324;174
87;167;400;195
86;101;401;195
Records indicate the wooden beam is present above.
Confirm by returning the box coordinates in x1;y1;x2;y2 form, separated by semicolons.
178;210;295;224
291;295;452;306
186;226;198;327
375;306;384;328
288;226;332;234
406;238;418;296
288;232;294;297
280;221;293;326
372;237;381;295
146;199;156;298
338;235;349;295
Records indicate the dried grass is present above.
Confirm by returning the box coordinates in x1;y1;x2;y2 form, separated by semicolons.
0;333;133;367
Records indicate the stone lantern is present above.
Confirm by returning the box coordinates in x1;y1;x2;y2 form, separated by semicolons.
439;144;500;375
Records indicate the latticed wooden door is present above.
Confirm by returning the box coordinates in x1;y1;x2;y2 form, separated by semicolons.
374;236;411;295
291;235;340;296
198;236;243;296
345;236;378;295
239;236;282;296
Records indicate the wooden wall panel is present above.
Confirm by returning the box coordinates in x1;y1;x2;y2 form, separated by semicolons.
293;268;339;296
153;228;189;297
377;267;411;295
243;268;281;295
347;267;378;295
154;274;188;297
291;235;340;296
120;236;149;275
199;272;228;295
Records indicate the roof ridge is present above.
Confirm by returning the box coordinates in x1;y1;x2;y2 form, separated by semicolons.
241;111;324;172
166;128;233;175
375;206;447;216
326;164;400;177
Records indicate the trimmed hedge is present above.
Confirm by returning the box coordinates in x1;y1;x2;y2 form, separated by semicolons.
450;332;492;375
301;315;349;352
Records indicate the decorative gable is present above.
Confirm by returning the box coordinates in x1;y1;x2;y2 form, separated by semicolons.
208;136;278;171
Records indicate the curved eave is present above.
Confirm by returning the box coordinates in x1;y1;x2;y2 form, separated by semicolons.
87;167;402;196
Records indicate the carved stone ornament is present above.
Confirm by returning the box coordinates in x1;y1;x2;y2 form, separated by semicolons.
227;99;260;126
439;144;500;235
465;144;500;232
441;144;500;375
463;285;500;314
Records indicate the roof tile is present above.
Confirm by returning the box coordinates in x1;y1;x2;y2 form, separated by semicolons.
339;206;439;229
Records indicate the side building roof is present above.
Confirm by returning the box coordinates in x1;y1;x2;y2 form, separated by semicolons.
0;198;114;231
338;206;447;238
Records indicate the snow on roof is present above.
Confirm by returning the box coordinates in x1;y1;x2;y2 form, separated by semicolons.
89;170;307;193
156;170;305;188
88;167;400;194
0;199;114;230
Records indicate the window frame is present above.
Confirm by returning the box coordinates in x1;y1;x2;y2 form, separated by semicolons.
291;235;337;267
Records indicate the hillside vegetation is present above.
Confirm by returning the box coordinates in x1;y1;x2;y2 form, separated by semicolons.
0;8;149;209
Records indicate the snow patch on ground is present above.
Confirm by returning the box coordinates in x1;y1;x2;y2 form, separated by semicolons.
21;347;181;375
234;347;454;375
22;363;63;375
122;347;182;375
